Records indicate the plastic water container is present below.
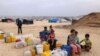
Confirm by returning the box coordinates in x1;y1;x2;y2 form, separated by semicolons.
36;44;43;54
61;45;71;56
63;50;68;56
56;42;62;48
6;37;12;43
52;52;60;56
16;35;22;40
33;38;41;45
51;49;66;56
27;40;33;46
11;35;16;42
25;37;33;46
9;33;14;36
43;43;50;51
0;31;4;33
24;34;34;39
51;49;60;56
0;34;4;39
16;40;26;48
28;34;34;38
24;50;32;56
31;49;36;56
42;51;51;56
59;50;68;56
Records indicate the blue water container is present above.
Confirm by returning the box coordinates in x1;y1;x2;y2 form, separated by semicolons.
61;45;71;56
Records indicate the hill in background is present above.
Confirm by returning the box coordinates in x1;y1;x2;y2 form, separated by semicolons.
72;12;100;27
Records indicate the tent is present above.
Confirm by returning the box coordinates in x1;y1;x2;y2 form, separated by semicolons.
49;18;60;23
23;19;33;24
1;18;14;22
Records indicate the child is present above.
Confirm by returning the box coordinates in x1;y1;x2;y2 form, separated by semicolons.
75;31;80;45
74;31;81;54
48;38;57;50
67;29;81;56
80;34;92;52
49;25;55;33
48;31;57;50
48;26;56;50
39;26;49;42
48;25;55;40
49;31;55;39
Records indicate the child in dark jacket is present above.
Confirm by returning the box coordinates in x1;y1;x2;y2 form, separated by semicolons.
48;38;57;50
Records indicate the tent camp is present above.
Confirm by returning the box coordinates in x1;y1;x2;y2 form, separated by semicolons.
1;18;14;22
23;19;33;24
49;18;60;23
0;19;1;22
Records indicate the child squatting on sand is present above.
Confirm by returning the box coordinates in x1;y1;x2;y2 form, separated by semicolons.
80;33;92;52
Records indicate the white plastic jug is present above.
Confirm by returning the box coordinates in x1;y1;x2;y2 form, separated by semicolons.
51;50;60;56
9;33;14;36
51;49;68;56
24;34;34;38
33;38;41;45
16;40;26;48
24;50;32;56
63;50;68;56
59;50;68;56
16;35;24;40
36;44;43;54
0;31;4;34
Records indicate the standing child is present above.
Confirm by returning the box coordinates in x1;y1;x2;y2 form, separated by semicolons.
80;34;92;52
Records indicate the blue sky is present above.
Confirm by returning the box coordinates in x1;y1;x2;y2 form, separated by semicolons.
0;0;100;16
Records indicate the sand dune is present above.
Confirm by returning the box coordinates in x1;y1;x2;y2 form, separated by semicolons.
73;12;100;27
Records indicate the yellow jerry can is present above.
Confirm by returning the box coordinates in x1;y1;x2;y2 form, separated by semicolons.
0;34;4;39
25;37;32;42
31;49;36;56
6;37;12;43
43;43;50;51
25;37;28;42
42;51;51;56
56;43;62;48
27;41;33;46
11;35;16;42
26;38;33;46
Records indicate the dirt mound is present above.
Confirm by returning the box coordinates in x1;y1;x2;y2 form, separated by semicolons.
73;12;100;27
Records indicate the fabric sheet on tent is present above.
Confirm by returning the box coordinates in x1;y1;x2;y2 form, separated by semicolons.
49;18;60;23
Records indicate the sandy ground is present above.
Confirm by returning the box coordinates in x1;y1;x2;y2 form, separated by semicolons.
0;21;100;56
